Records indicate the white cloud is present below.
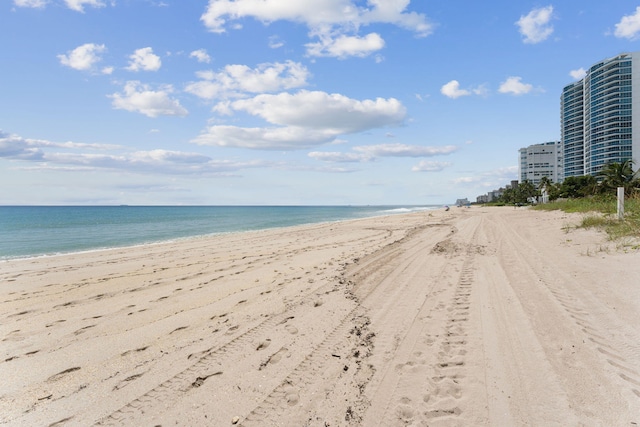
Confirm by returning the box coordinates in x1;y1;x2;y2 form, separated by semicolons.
440;80;470;99
110;81;188;118
58;43;106;71
441;80;488;99
498;76;533;95
516;5;554;44
472;84;489;96
201;0;432;35
0;130;265;176
193;90;406;150
411;161;451;172
614;7;640;40
0;130;119;161
354;143;457;157
64;0;105;12
310;143;457;164
192;125;337;150
569;67;586;80
13;0;48;8
190;49;211;63
185;61;310;100
200;0;432;58
308;151;372;163
15;0;108;11
306;32;385;58
230;91;405;131
126;47;162;72
268;36;284;49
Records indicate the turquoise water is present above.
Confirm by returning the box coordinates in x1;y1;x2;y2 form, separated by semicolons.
0;205;436;260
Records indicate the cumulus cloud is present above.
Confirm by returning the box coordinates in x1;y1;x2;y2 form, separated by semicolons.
569;67;587;80
190;49;211;63
58;43;107;72
306;32;385;58
516;5;554;44
110;81;188;118
201;0;432;34
230;91;405;131
441;80;470;99
498;76;533;95
185;61;310;100
411;161;451;172
64;0;105;12
441;80;488;99
13;0;48;8
192;125;337;150
614;7;640;40
193;90;407;150
200;0;433;58
0;130;266;176
126;47;162;72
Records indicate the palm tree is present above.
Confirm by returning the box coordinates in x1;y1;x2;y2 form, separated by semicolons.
537;176;554;202
538;176;552;193
598;160;638;195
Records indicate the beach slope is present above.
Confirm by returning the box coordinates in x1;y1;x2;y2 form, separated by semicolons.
1;206;639;426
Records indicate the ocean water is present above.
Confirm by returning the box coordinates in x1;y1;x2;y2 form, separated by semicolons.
0;205;437;260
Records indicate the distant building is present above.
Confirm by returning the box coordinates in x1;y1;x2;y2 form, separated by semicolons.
518;141;563;186
561;52;640;178
455;198;470;207
475;188;504;204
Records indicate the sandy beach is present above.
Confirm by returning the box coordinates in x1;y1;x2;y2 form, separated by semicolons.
1;206;639;426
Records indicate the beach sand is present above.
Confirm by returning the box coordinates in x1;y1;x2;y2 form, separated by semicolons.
1;206;639;426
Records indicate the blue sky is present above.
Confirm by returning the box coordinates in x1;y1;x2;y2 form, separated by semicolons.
2;0;640;205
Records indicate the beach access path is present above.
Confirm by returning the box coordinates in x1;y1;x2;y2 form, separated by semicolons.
1;206;639;426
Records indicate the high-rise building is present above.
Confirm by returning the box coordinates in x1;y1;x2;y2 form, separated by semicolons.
519;141;563;185
561;52;640;178
560;81;584;177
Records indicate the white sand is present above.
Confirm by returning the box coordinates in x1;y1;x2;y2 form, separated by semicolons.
1;206;639;426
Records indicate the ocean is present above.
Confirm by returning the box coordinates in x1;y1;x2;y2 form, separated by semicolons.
0;205;437;260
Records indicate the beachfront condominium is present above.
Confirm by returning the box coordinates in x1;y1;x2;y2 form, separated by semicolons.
560;52;640;178
519;141;563;185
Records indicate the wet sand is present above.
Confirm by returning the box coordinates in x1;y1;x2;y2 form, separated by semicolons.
1;206;639;426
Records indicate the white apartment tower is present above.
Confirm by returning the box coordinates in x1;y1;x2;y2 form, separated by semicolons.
519;141;563;185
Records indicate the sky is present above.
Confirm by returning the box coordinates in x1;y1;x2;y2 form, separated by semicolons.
2;1;640;206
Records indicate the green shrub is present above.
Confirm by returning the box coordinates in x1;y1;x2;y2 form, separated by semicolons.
533;194;640;240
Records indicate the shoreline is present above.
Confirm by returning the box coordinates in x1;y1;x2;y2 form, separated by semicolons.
0;205;439;262
2;206;639;425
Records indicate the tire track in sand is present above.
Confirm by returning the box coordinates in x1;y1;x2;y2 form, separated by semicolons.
359;217;482;426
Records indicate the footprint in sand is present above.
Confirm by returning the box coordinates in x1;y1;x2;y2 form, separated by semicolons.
260;347;288;370
395;404;415;423
269;347;288;364
424;407;462;419
285;324;298;334
282;384;300;406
